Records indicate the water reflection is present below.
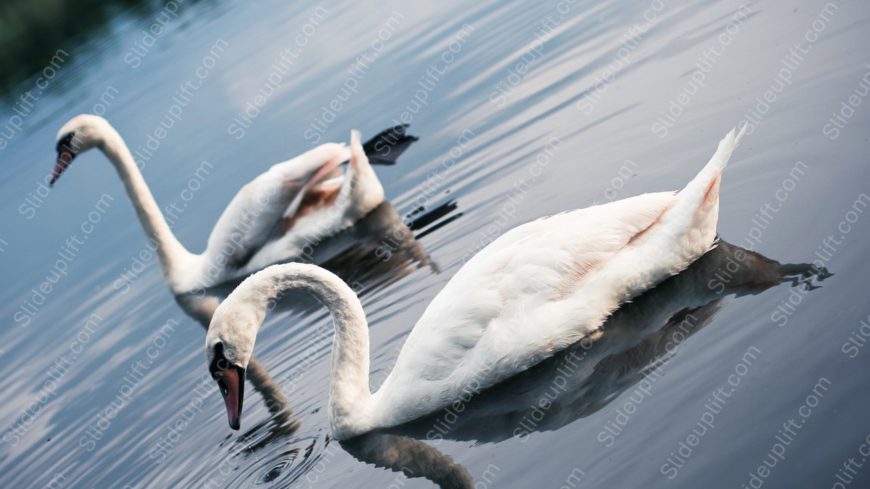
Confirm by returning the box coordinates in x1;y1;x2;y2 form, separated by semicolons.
340;241;828;488
176;198;447;302
342;432;475;489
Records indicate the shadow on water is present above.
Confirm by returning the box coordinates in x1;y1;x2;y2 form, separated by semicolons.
338;241;829;488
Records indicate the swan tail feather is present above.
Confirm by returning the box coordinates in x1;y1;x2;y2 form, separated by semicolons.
350;130;365;166
362;124;419;165
651;125;746;261
679;124;747;201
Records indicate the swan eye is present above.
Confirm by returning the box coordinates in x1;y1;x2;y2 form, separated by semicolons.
55;131;75;154
209;342;228;381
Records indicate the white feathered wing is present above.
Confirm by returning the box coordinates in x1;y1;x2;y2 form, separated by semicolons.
370;126;747;427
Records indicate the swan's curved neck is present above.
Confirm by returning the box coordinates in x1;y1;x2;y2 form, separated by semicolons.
240;264;374;438
98;126;198;291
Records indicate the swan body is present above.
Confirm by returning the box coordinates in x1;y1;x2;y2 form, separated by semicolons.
206;126;747;439
51;115;414;293
388;242;822;444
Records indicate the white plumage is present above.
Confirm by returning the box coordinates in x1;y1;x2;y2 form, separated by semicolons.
51;115;403;293
206;126;747;439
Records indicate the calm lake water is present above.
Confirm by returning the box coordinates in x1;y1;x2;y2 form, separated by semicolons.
1;0;869;488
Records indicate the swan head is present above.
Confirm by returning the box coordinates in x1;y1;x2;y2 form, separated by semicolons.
205;298;261;430
51;114;112;186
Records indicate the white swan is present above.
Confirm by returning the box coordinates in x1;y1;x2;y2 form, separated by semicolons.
50;114;414;293
205;126;747;438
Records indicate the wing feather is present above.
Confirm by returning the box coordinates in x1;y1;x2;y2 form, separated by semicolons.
376;192;677;415
204;144;350;267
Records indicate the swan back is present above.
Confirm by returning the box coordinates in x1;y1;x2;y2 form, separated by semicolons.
372;192;678;424
373;128;746;426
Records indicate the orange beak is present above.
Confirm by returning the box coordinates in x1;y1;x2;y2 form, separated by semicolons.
217;366;245;430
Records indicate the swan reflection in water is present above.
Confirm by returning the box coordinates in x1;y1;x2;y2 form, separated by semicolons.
174;199;452;451
341;241;829;488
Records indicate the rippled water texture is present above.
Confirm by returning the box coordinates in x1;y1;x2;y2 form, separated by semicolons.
1;0;869;487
